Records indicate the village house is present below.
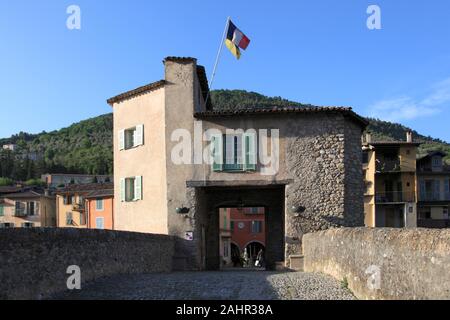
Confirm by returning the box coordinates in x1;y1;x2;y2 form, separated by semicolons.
85;187;114;230
107;56;367;270
0;190;56;228
416;151;450;228
2;144;17;152
55;183;114;229
42;173;112;188
362;132;419;228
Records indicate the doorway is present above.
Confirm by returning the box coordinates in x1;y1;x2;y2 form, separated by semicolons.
199;185;285;271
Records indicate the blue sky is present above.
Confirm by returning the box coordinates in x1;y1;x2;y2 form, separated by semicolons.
0;0;449;141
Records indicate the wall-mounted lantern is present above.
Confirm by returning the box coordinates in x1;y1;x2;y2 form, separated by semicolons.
176;207;190;214
290;205;306;217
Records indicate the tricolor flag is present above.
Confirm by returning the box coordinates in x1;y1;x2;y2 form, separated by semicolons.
225;20;250;59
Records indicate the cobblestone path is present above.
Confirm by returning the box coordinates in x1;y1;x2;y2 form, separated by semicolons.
54;271;355;300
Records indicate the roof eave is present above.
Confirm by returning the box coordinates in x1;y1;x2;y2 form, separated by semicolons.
107;80;166;106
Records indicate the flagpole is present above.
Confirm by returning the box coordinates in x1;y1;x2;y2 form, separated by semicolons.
205;16;230;108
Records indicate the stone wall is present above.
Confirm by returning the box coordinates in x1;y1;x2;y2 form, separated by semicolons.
284;113;365;258
303;228;450;300
0;228;174;300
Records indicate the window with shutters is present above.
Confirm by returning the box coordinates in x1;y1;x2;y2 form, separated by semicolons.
121;176;143;202
211;133;257;172
120;125;144;150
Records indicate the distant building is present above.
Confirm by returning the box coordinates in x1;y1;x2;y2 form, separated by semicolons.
85;188;114;230
363;132;419;228
55;183;114;229
416;151;450;228
0;186;27;197
0;190;56;228
2;144;17;152
219;207;265;267
42;173;113;188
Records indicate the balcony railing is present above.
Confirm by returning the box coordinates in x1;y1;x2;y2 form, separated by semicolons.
375;192;415;203
14;209;27;217
376;160;401;172
418;219;450;229
419;192;450;201
72;203;85;212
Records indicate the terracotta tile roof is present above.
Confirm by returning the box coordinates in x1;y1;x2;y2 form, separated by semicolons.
85;189;114;199
56;183;114;195
194;106;369;128
367;141;421;146
163;56;197;63
0;191;42;199
107;80;166;105
0;186;24;194
417;151;447;160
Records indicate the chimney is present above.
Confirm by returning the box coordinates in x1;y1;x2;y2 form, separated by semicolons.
406;131;413;143
365;132;372;144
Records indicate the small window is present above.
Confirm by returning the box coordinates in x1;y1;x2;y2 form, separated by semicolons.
0;205;4;216
230;221;234;232
120;125;144;150
251;221;263;233
433;157;441;165
64;195;73;205
362;151;369;164
96;198;104;211
27;202;35;216
2;223;15;228
120;176;142;202
15;202;25;216
66;212;73;225
22;222;34;228
95;217;105;230
125;178;135;201
211;133;256;172
125;127;136;149
244;207;264;214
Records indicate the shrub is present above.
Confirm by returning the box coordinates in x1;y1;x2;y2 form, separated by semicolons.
0;177;14;186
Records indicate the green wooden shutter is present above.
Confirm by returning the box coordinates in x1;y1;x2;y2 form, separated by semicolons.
120;178;126;202
134;125;144;147
119;130;125;150
211;134;223;172
244;132;256;171
134;176;142;201
0;205;4;216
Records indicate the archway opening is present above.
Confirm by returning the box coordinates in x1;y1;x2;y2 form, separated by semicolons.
219;206;267;270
